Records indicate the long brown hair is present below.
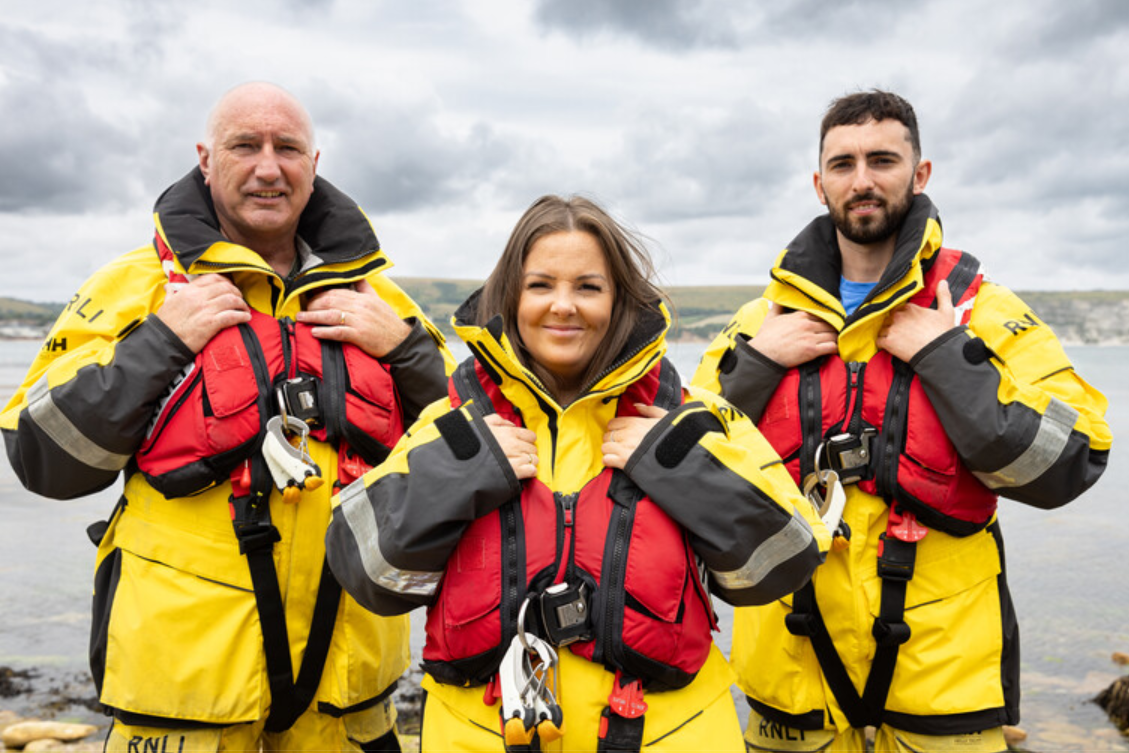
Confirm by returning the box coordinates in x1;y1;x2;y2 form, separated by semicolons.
478;195;664;402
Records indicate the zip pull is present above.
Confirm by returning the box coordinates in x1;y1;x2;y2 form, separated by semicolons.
556;492;578;527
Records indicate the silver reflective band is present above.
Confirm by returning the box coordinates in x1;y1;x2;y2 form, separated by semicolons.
712;514;814;591
339;479;440;597
974;398;1078;489
26;377;131;472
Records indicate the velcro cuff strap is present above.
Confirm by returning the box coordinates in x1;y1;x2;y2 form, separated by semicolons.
654;411;722;469
435;410;481;461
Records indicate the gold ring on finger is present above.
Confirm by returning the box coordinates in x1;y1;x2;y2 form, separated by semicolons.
528;453;536;466
339;310;347;326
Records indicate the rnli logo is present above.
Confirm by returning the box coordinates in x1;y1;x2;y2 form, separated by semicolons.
758;718;809;741
127;734;187;753
1003;311;1041;335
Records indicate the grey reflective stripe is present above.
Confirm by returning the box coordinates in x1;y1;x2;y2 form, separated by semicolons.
974;398;1079;489
338;479;441;597
26;377;131;472
711;513;814;591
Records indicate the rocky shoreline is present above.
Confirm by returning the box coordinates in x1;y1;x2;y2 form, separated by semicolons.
2;659;1126;752
0;665;427;752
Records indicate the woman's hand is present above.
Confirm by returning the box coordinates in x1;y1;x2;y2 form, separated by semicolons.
483;414;539;480
298;280;413;358
602;404;667;470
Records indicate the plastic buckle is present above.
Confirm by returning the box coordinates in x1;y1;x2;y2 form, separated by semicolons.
233;520;281;554
818;428;876;485
876;534;915;582
872;618;911;647
608;672;647;719
784;611;816;637
539;582;592;646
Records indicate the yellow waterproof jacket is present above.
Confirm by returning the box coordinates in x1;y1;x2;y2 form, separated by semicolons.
1;168;454;727
692;195;1111;735
326;292;831;750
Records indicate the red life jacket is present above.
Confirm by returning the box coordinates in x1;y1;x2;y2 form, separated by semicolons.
421;359;717;692
135;247;404;498
756;248;997;537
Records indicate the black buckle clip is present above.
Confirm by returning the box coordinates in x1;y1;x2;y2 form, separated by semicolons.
872;618;911;647
785;611;817;637
540;581;592;646
278;377;321;427
233;520;281;554
876;534;916;582
818;428;876;485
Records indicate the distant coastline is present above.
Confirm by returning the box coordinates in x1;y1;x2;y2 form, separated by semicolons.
3;281;1129;346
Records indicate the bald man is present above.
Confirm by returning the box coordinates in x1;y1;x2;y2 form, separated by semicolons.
2;82;453;752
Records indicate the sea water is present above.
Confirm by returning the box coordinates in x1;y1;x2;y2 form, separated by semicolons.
1;339;1125;750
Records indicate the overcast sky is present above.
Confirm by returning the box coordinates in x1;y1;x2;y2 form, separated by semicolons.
1;0;1127;302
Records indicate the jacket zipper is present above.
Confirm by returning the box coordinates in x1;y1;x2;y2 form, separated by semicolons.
880;363;913;500
844;361;865;436
799;364;822;480
500;502;522;648
554;491;578;584
279;318;296;380
603;502;631;668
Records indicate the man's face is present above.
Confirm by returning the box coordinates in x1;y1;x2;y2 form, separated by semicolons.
814;118;930;247
197;90;319;253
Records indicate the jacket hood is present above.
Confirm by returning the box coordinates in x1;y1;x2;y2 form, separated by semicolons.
152;167;390;276
451;288;670;407
767;193;945;324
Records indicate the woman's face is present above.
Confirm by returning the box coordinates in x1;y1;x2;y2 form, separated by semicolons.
517;230;614;387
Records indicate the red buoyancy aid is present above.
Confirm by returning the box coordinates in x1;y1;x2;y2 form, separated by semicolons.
421;359;717;691
756;248;997;537
136;250;404;498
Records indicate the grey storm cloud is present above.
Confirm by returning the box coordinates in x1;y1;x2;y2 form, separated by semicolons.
3;0;1129;298
532;0;923;49
0;26;139;213
310;95;519;213
595;102;802;223
532;0;740;48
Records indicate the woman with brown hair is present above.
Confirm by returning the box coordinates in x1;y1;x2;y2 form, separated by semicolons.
327;195;829;751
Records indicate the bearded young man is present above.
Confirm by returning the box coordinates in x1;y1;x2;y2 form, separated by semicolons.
693;90;1111;752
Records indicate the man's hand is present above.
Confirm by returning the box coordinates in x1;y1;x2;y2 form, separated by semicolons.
602;404;667;470
749;303;839;367
298;280;412;358
483;414;539;480
877;280;957;362
154;274;251;353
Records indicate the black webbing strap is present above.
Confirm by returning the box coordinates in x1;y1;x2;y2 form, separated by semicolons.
861;535;915;716
785;535;917;729
597;708;645;752
595;673;648;753
231;488;344;733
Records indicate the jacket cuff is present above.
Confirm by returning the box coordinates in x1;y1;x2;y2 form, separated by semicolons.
717;336;787;422
380;318;448;424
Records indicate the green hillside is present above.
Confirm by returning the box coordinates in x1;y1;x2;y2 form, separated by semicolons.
4;284;1129;344
389;278;764;340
